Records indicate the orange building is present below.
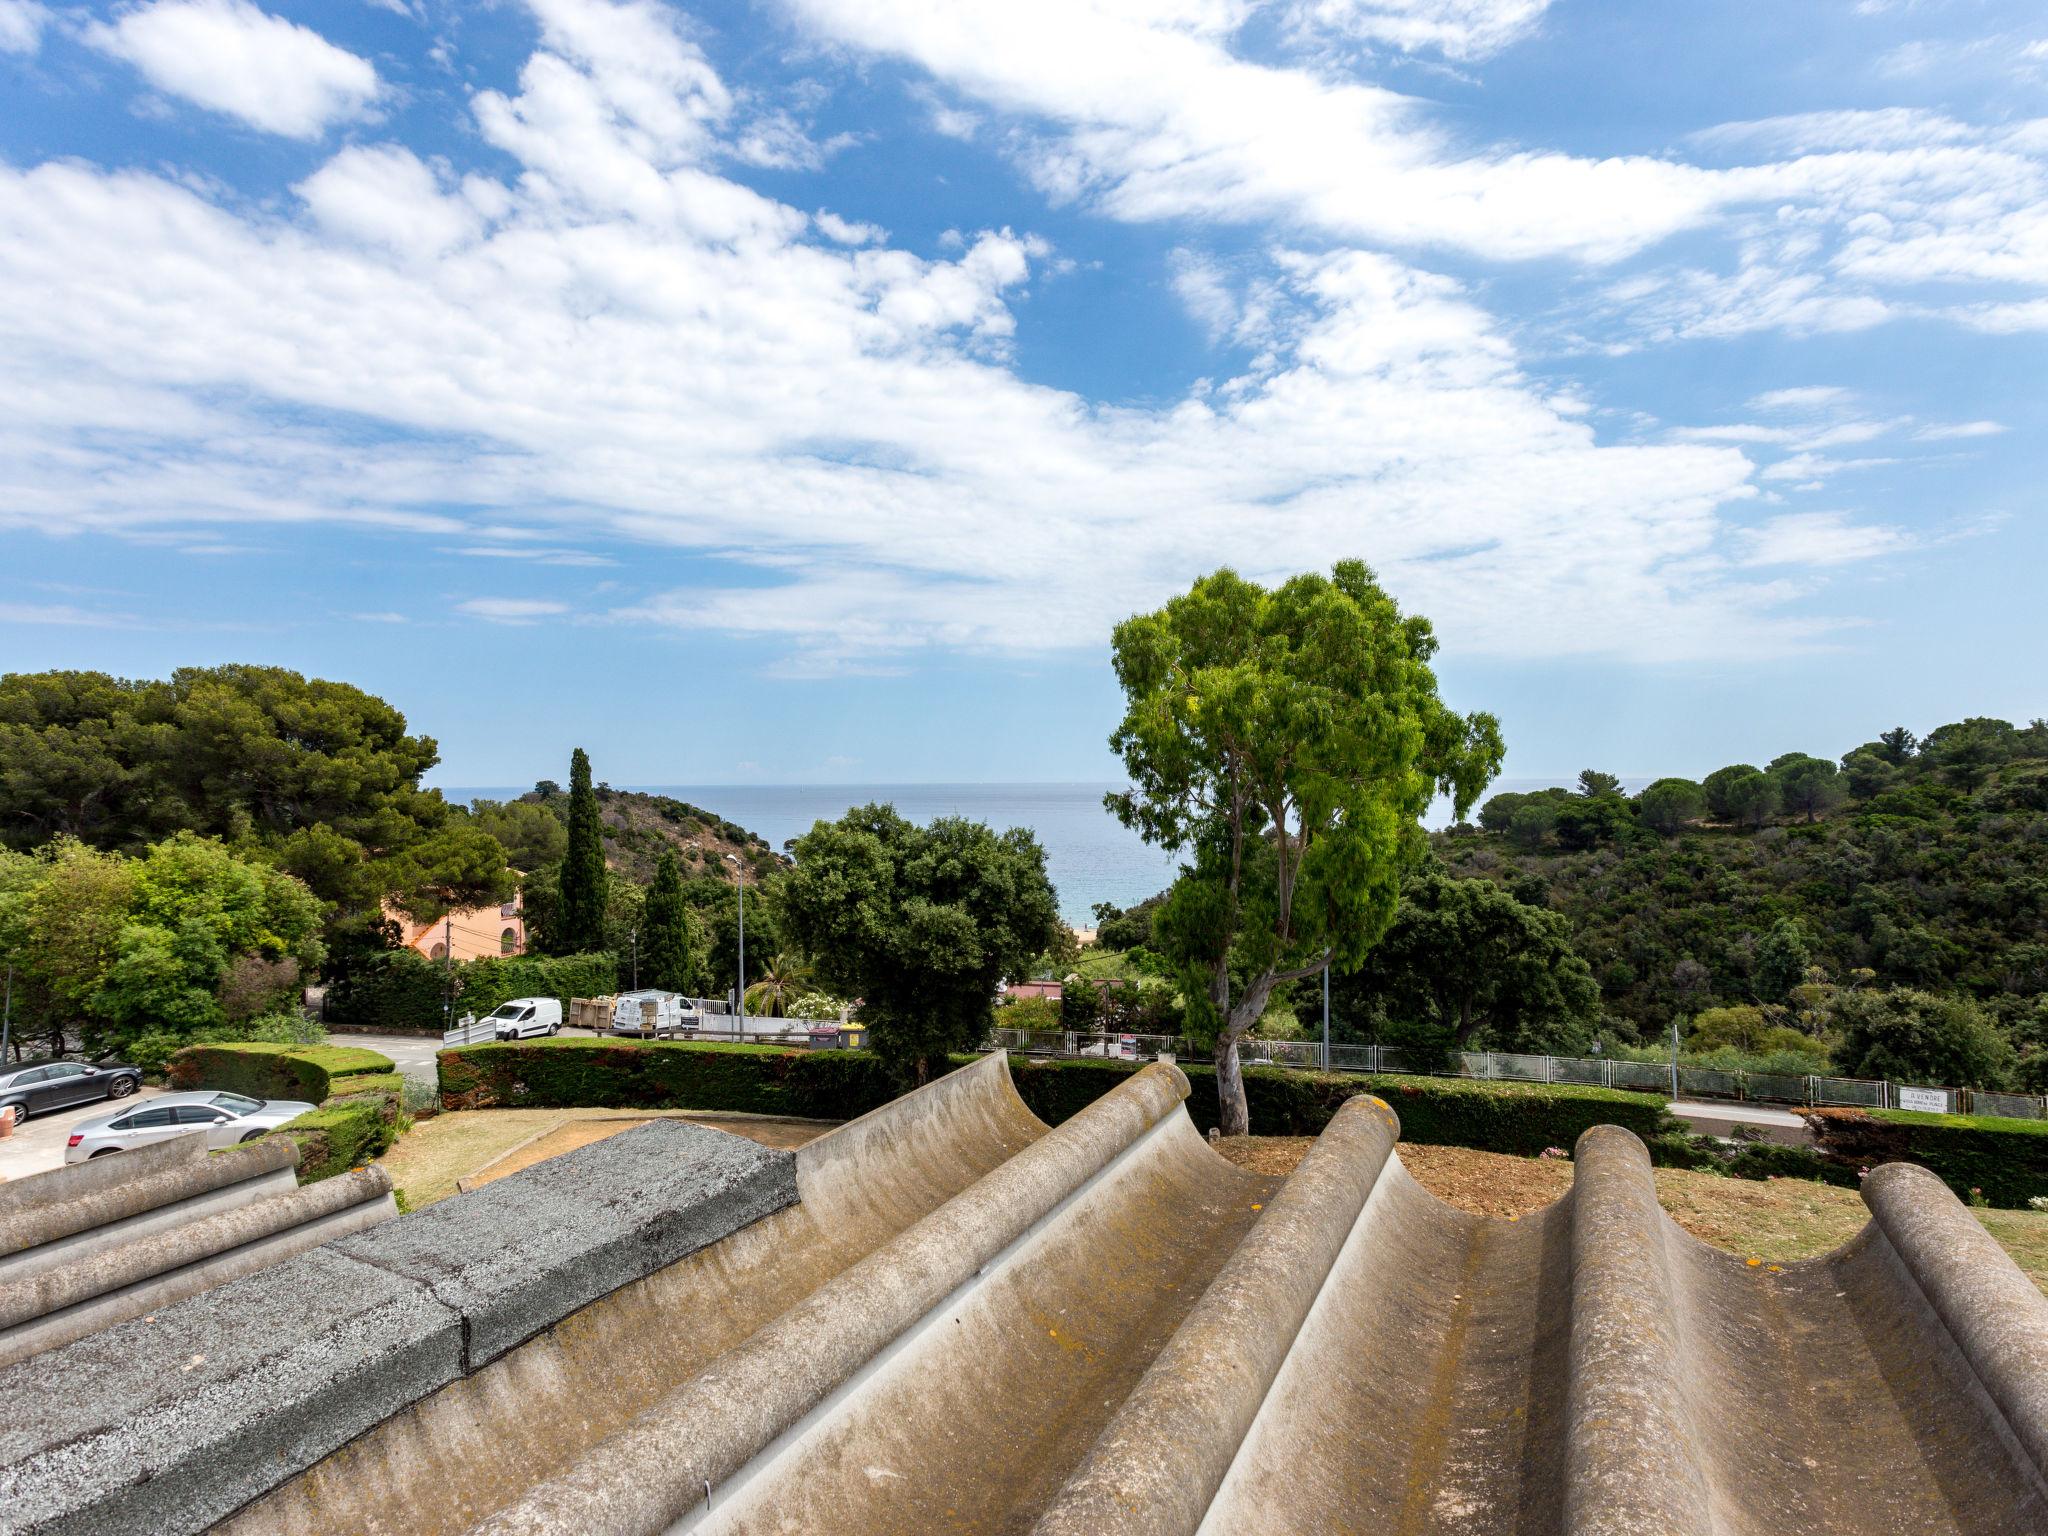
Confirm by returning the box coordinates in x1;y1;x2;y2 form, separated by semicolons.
383;895;525;963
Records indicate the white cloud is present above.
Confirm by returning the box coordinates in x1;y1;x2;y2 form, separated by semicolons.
297;146;484;258
457;598;571;624
1913;419;2005;441
1748;386;1856;413
814;210;886;245
0;0;1920;675
786;0;1725;265
1739;512;1909;568
84;0;380;139
1288;0;1553;60
0;0;48;53
0;600;138;627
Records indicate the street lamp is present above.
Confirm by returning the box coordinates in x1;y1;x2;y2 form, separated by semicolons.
724;853;746;1027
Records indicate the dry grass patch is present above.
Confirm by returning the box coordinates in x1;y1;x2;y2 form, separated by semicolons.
378;1107;835;1208
1213;1137;2048;1295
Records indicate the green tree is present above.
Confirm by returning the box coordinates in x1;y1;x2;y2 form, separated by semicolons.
555;748;609;954
1702;764;1766;822
1769;754;1846;822
1577;769;1623;798
0;665;509;927
744;953;815;1017
0;833;321;1058
1329;867;1599;1054
639;850;706;994
1105;562;1502;1134
1753;918;1811;1004
470;798;569;873
781;804;1061;1083
1875;726;1918;764
1839;749;1898;800
1830;988;2015;1089
1636;777;1705;835
1723;768;1777;827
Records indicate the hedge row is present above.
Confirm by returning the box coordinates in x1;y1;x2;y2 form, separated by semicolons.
1001;1057;1680;1150
438;1038;899;1122
1806;1106;2048;1209
324;948;617;1031
437;1041;1682;1159
164;1041;406;1182
166;1042;395;1103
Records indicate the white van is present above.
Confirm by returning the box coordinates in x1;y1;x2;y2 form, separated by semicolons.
608;991;689;1037
488;997;563;1040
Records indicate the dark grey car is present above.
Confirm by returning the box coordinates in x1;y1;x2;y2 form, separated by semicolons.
0;1059;142;1124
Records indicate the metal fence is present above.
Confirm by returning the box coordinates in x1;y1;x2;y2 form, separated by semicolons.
982;1027;2048;1119
441;1016;499;1047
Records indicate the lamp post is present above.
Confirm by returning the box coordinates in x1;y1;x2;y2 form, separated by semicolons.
724;853;746;1028
1321;961;1330;1073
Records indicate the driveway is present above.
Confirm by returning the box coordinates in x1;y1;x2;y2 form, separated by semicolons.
0;1085;167;1184
327;1032;443;1082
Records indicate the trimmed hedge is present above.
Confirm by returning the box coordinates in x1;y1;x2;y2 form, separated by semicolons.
1807;1106;2048;1209
272;1092;403;1181
323;948;618;1031
323;949;445;1031
166;1042;396;1103
439;1042;1683;1160
438;1038;898;1122
457;952;618;1018
1004;1058;1680;1150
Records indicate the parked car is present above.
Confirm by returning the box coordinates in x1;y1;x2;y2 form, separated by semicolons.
0;1058;142;1125
486;997;563;1040
64;1091;316;1162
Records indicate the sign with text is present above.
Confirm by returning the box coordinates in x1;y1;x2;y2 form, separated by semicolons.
1896;1086;1950;1114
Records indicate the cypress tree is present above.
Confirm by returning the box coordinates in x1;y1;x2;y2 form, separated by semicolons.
640;849;702;994
557;747;609;954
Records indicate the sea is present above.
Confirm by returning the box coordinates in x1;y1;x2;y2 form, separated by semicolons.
439;778;1629;925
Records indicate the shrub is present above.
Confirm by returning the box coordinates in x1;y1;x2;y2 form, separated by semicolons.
323;948;445;1031
322;947;618;1031
1828;988;2016;1089
122;1010;327;1075
996;995;1061;1031
166;1041;395;1102
438;1038;897;1121
270;1093;402;1181
457;951;618;1018
1806;1106;2048;1209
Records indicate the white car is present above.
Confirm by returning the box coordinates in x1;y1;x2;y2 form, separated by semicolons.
64;1091;317;1162
488;997;563;1040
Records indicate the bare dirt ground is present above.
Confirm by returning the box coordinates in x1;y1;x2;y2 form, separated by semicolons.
1214;1137;2048;1294
379;1108;835;1207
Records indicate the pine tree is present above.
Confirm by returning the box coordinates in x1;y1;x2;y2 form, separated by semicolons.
556;747;609;954
640;850;703;994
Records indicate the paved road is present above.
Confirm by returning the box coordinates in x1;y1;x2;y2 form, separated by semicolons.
1667;1098;1812;1145
0;1085;168;1183
327;1033;443;1082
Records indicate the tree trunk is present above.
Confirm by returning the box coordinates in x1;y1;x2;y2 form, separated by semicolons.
1213;1030;1248;1137
1211;976;1279;1137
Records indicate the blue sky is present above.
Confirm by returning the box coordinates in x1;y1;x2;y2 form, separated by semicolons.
1;0;2042;791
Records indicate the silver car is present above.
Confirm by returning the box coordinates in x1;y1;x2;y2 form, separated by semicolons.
63;1091;317;1163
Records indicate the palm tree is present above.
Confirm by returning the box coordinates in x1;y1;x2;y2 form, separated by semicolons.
744;953;814;1018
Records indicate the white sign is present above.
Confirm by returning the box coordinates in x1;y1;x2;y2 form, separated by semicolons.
1896;1086;1948;1114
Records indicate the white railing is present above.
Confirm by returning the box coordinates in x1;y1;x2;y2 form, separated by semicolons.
983;1029;2047;1118
441;1015;499;1047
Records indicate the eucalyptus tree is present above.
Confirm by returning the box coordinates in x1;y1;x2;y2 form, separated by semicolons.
1105;561;1502;1135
